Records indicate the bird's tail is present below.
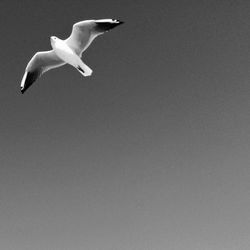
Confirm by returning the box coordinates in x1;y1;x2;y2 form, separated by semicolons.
75;60;93;77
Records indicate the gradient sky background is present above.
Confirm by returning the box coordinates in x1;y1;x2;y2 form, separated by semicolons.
1;0;250;249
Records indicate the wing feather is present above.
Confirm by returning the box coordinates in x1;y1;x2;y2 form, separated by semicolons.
65;20;97;56
65;19;124;56
21;50;65;94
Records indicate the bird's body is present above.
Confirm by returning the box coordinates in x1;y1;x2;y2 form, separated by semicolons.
20;19;124;93
51;37;75;62
50;36;92;76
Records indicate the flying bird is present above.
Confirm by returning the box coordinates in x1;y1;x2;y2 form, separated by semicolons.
20;19;124;94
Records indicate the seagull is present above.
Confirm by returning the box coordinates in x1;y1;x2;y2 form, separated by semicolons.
20;19;124;94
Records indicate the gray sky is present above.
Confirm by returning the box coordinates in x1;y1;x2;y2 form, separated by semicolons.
1;0;250;249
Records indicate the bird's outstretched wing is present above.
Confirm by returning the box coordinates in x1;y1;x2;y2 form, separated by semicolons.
65;19;124;56
65;20;96;56
20;50;65;94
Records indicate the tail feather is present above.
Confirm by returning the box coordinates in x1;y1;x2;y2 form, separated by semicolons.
76;60;92;77
76;66;87;76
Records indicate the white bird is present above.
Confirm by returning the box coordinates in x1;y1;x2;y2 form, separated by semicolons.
20;19;124;93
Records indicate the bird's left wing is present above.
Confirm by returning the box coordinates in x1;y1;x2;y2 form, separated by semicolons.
21;50;65;94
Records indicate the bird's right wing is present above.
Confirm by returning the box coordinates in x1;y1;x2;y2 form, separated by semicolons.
65;20;96;56
65;19;124;56
21;50;65;94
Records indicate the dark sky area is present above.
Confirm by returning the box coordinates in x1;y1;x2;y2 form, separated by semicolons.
1;0;250;249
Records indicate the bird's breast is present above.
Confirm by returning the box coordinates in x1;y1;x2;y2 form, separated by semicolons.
52;41;76;65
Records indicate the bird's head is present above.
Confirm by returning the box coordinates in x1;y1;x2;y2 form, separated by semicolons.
50;36;58;46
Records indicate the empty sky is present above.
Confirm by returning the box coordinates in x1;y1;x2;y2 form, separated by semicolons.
1;0;250;249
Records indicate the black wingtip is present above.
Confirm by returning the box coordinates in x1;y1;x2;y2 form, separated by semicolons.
95;19;125;32
112;19;124;24
118;20;124;25
112;19;124;26
20;70;40;94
